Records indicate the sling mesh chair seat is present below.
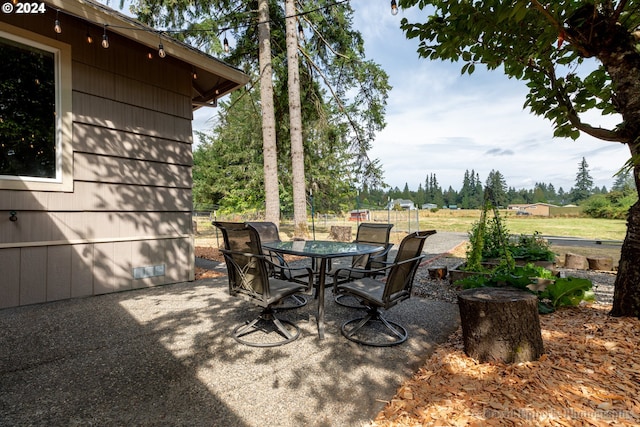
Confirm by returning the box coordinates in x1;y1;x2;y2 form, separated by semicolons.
213;222;313;347
333;230;436;347
246;221;310;309
332;223;394;308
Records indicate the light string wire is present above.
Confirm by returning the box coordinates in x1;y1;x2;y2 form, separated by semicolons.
58;0;353;46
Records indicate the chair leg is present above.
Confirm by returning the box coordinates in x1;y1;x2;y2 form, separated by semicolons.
343;313;372;339
233;308;301;347
340;308;408;347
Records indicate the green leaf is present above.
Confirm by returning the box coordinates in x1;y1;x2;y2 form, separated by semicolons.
542;277;594;307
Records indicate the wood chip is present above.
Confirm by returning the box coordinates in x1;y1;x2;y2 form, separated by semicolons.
370;304;640;426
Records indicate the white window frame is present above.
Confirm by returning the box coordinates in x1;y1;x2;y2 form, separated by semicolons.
0;22;73;192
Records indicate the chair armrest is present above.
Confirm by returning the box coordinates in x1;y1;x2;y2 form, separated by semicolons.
263;257;314;291
369;243;394;260
220;249;314;292
332;254;425;283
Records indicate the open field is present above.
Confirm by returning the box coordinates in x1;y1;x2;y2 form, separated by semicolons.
194;211;625;266
195;209;627;243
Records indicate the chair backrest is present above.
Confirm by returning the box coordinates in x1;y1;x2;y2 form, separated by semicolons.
383;230;437;303
352;223;394;269
213;222;270;300
355;223;394;244
246;221;281;243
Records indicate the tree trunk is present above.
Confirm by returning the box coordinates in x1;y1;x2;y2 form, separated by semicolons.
285;0;308;239
564;252;588;269
257;0;280;227
577;8;640;319
458;287;544;363
329;226;352;242
586;256;613;271
611;199;640;318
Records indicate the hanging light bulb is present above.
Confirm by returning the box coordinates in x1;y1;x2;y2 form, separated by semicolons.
147;52;153;59
390;0;399;15
158;43;166;58
298;22;304;39
54;10;62;34
223;35;230;53
101;25;109;49
86;32;93;44
192;68;198;80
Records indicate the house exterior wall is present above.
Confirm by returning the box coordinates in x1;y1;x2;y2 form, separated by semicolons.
0;12;195;309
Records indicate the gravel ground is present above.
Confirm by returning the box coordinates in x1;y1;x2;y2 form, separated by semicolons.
413;255;617;305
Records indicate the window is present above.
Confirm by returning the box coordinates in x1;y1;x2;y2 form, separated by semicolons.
0;23;72;191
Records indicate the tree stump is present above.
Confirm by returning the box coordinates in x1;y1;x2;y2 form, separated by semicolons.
458;287;544;363
587;256;613;271
329;226;352;242
428;265;448;280
564;252;588;269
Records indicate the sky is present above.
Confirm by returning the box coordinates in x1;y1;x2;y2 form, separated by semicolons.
342;0;630;192
109;0;631;193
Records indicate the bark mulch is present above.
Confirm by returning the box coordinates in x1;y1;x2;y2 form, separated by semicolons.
194;246;226;279
370;304;640;426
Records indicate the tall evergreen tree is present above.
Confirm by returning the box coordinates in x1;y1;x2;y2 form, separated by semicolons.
547;183;557;203
459;170;472;208
485;170;508;207
127;0;390;216
285;0;307;237
572;157;594;203
557;187;567;205
613;168;635;193
257;0;280;225
443;186;457;208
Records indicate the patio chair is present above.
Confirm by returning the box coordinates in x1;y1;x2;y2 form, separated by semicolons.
246;221;309;309
332;223;394;307
333;230;436;346
213;221;313;347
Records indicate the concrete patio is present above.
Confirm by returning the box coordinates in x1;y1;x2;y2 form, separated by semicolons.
0;234;466;426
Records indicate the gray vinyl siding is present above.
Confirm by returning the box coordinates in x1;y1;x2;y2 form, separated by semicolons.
0;11;196;309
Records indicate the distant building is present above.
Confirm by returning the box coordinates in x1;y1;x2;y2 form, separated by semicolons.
349;209;370;221
508;203;558;217
386;199;416;210
422;203;438;210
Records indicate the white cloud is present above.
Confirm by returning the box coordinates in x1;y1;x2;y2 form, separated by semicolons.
351;0;629;192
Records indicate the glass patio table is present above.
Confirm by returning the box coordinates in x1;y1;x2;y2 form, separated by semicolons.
262;240;383;340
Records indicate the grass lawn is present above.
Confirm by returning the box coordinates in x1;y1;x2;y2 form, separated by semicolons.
196;210;627;242
195;211;626;266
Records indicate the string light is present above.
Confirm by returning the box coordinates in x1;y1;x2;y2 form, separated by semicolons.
192;68;198;79
390;0;398;15
223;34;230;53
54;10;62;34
101;25;109;49
48;0;354;57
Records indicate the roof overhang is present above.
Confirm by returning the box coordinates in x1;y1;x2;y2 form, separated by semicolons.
44;0;248;109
